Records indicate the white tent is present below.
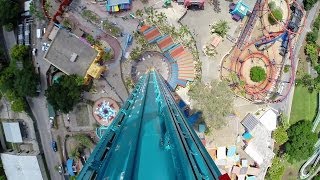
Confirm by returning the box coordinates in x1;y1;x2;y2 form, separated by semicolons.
259;109;277;131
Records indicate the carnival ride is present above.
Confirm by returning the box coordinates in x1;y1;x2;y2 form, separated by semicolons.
77;71;227;179
221;0;305;103
93;97;120;126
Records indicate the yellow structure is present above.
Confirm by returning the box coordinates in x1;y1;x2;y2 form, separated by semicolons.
84;45;107;85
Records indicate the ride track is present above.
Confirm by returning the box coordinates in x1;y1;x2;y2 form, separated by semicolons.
223;0;306;103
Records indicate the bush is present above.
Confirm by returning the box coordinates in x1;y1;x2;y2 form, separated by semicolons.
250;66;267;82
266;156;285;180
268;9;283;25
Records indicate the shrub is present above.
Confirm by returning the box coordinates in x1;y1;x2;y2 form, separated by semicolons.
250;66;267;82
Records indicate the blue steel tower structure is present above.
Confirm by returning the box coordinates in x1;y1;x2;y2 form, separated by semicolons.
77;71;226;180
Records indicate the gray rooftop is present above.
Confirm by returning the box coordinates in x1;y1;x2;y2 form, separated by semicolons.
241;113;259;132
44;29;97;76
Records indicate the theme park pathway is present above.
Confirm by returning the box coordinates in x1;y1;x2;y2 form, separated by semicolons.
68;12;128;102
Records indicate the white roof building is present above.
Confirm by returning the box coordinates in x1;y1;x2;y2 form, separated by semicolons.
2;122;23;143
217;146;227;160
259;109;277;131
1;152;47;180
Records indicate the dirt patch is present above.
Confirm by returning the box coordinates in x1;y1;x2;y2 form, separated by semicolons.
74;103;90;126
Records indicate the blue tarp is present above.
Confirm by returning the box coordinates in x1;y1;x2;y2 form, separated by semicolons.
66;159;75;176
188;112;201;125
178;100;187;109
227;146;236;157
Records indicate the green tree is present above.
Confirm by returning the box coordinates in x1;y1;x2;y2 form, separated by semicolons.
102;52;113;62
188;80;234;129
14;66;39;97
305;43;319;66
130;47;142;61
268;1;276;10
303;0;318;11
250;66;266;82
45;75;83;113
86;35;96;45
273;126;288;145
0;0;19;26
4;23;13;32
266;156;285;180
11;97;26;112
210;20;230;38
10;45;29;61
73;134;93;148
306;29;319;42
285;120;318;162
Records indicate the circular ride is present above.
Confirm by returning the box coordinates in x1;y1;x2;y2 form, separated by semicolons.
93;97;120;126
221;0;305;103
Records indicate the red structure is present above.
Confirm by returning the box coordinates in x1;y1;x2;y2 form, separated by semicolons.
184;0;204;10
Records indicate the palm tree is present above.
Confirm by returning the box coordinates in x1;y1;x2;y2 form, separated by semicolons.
210;20;230;38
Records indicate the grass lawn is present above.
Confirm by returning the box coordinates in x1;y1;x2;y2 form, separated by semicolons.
290;86;318;125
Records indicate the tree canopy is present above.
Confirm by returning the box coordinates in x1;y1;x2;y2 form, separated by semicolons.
250;66;266;82
266;156;285;180
273;126;288;145
0;0;19;27
188;80;234;129
210;20;230;38
303;0;318;11
285;120;318;162
0;45;38;112
305;42;319;66
45;75;84;113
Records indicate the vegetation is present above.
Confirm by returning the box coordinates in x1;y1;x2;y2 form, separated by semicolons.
285;120;317;162
102;52;113;62
86;35;96;45
268;9;283;25
305;42;319;66
125;77;134;90
45;75;84;113
266;156;285;180
82;10;100;24
283;65;290;73
0;0;19;28
268;1;276;10
4;23;13;32
303;0;318;11
73;134;94;148
130;47;143;61
62;19;72;29
29;1;45;20
273;126;288;145
0;45;39;112
210;20;230;38
250;66;266;82
290;85;317;125
102;20;121;37
188;80;234;129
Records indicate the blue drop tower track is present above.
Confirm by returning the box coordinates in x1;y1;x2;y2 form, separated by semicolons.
77;70;226;180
